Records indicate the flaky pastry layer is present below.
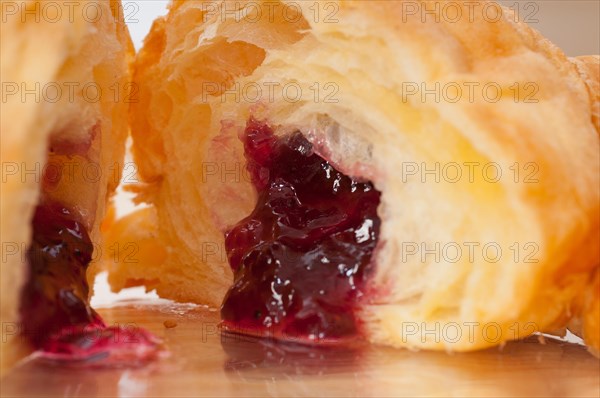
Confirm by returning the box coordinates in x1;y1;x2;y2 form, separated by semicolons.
112;1;599;353
0;0;132;372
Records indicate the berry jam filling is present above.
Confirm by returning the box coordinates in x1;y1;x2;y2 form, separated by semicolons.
20;202;161;363
221;119;381;342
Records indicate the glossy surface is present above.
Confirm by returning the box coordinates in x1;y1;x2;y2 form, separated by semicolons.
222;120;381;341
39;323;163;365
2;301;598;397
20;203;162;362
20;202;99;347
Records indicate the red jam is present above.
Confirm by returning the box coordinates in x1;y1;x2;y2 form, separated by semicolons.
20;202;161;364
221;119;381;342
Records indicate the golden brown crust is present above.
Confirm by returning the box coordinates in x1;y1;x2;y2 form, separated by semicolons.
122;0;599;352
565;55;599;356
572;55;600;134
583;269;600;356
0;0;132;373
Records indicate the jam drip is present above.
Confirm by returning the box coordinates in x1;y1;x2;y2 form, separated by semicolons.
20;202;161;364
222;119;381;342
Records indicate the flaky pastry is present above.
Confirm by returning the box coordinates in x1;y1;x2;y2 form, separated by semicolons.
1;0;133;372
106;1;599;353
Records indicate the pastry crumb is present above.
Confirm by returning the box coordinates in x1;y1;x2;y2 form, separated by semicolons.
537;334;547;345
163;320;178;329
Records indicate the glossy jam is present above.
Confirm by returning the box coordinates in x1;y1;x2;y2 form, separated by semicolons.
20;203;99;347
40;323;162;365
221;119;381;342
20;202;161;364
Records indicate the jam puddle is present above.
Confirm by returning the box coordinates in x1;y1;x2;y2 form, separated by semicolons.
221;119;381;343
21;202;163;367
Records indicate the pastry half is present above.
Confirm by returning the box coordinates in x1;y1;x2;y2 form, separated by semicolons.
108;0;600;353
1;0;133;372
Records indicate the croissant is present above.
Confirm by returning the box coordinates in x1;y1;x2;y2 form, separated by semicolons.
104;0;600;353
0;0;134;372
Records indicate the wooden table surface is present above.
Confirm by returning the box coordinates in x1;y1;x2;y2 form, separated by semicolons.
1;301;599;398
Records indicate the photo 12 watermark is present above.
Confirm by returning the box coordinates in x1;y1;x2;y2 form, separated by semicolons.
1;161;139;188
200;1;339;24
1;1;141;24
220;320;541;345
399;1;540;24
180;239;542;265
399;161;540;184
197;161;541;185
401;81;539;104
1;240;141;265
1;81;138;104
2;321;148;345
202;81;339;104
